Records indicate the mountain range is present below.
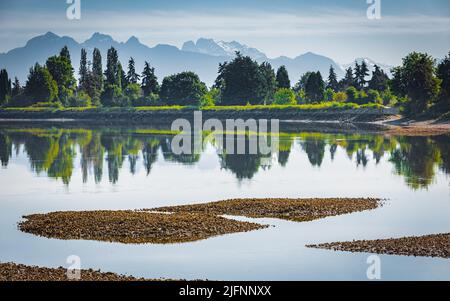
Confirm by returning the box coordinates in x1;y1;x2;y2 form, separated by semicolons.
0;32;393;87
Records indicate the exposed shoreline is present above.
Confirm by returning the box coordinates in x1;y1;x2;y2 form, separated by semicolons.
18;198;380;244
19;210;266;244
0;107;448;136
151;198;381;223
307;233;450;259
0;262;156;281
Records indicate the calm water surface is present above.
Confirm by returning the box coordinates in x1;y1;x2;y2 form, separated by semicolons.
0;123;449;280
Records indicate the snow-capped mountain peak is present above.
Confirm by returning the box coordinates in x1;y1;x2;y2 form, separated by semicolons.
182;38;267;60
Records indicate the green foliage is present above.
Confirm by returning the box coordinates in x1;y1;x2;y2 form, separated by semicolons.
46;48;76;105
276;65;291;89
105;47;120;87
30;101;63;109
79;48;88;92
69;91;92;107
381;89;397;106
259;62;277;103
92;48;103;100
0;69;11;106
160;71;207;106
333;91;347;102
340;67;355;90
11;77;21;99
304;71;325;103
126;57;140;84
368;65;389;92
392;52;441;115
327;65;339;91
366;89;382;104
215;52;270;105
101;84;125;107
141;62;159;97
355;60;369;89
295;89;307;104
200;88;220;107
346;86;359;103
437;52;450;109
124;83;142;101
24;63;58;104
273;88;296;105
324;88;334;102
131;93;160;107
293;72;313;92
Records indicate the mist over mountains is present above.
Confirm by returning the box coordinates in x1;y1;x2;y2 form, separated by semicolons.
0;32;392;86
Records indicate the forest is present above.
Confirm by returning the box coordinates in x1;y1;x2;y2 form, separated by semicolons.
0;47;449;117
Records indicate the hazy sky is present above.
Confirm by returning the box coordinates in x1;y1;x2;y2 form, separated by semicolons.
0;0;449;65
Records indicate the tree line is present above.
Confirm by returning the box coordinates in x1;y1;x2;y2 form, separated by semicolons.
0;47;449;116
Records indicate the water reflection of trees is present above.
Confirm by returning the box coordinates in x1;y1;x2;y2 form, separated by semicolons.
0;128;449;190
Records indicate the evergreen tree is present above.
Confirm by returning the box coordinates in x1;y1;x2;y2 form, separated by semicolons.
92;48;103;100
437;52;450;108
117;62;126;89
294;72;313;92
79;48;88;92
0;69;11;105
12;77;21;97
60;46;71;61
276;65;291;89
46;46;76;105
160;71;207;106
368;65;389;92
305;71;325;102
391;52;441;115
339;67;355;90
215;52;269;105
141;62;159;96
105;47;119;86
327;65;339;91
354;61;361;89
126;57;140;84
356;60;370;89
259;62;277;103
24;63;58;103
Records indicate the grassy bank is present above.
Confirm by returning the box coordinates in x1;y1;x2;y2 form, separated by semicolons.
0;103;397;123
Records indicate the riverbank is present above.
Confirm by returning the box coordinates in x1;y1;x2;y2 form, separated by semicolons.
307;233;450;259
0;105;398;123
0;262;151;281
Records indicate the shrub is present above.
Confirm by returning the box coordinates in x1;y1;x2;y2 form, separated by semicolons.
295;89;308;104
124;83;142;101
333;91;347;102
69;91;92;107
30;101;63;109
101;84;127;107
324;88;334;102
366;89;382;104
381;89;397;106
273;88;296;105
346;87;359;103
160;71;207;106
132;93;160;107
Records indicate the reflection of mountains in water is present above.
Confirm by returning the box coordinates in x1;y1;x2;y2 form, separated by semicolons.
0;126;449;189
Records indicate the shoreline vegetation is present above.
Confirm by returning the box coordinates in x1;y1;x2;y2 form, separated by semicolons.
0;104;399;124
18;198;381;244
307;233;450;259
0;46;449;123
